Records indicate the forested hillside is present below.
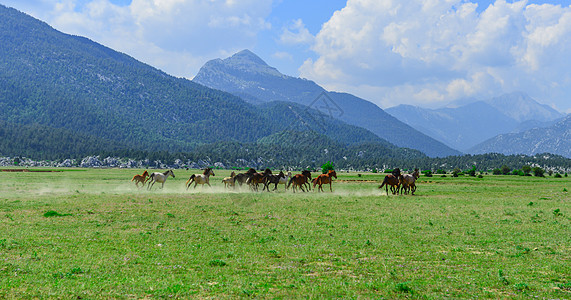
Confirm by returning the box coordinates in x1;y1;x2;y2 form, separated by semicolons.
0;4;424;164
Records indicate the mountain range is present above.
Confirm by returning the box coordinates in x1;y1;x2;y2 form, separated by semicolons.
385;92;565;153
193;50;461;157
0;4;425;165
468;114;571;157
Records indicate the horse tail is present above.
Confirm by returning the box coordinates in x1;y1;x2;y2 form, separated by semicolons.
186;175;195;187
379;177;387;189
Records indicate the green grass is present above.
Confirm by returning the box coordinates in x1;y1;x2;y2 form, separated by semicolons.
0;168;569;298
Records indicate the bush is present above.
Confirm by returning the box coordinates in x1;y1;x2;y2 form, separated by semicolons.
554;173;562;178
452;168;462;177
384;169;394;174
501;165;511;175
321;161;335;174
512;169;524;176
533;167;545;177
422;170;433;177
466;166;476;177
522;165;532;175
492;168;502;175
436;169;446;174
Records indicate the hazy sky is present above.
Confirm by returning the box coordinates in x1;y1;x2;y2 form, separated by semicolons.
3;0;571;112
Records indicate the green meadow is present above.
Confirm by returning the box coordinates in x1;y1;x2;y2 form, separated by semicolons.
0;168;569;299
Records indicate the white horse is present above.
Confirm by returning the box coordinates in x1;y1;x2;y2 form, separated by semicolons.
186;168;215;189
277;171;292;191
147;170;175;190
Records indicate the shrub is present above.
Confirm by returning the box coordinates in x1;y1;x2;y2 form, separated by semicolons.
501;165;511;175
436;169;446;174
452;168;462;177
492;168;502;175
522;165;532;175
554;173;562;178
466;166;476;177
384;169;394;174
533;167;545;177
321;161;335;174
422;170;433;177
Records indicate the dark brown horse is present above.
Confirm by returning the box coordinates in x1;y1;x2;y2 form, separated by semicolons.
232;168;257;189
263;171;285;192
313;170;337;192
131;170;149;188
379;168;402;195
287;170;312;192
247;168;272;192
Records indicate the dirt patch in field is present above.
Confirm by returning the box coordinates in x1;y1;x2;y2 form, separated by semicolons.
0;169;63;172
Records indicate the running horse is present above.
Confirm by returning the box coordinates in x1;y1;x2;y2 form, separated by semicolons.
313;170;337;192
263;171;285;192
131;170;149;188
186;167;215;189
222;171;236;189
287;170;312;192
400;168;420;195
247;168;272;192
147;170;175;190
378;168;402;195
232;168;257;189
277;171;292;191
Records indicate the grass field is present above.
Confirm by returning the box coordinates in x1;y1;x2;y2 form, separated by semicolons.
0;168;569;299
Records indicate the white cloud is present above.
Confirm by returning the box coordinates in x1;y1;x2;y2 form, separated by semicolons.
301;0;571;111
279;19;314;45
5;0;274;79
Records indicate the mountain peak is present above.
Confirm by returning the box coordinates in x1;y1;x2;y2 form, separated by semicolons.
485;92;563;122
229;49;268;66
195;49;283;81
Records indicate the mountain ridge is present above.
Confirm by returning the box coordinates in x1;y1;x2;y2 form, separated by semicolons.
193;49;461;157
386;93;564;151
468;114;571;158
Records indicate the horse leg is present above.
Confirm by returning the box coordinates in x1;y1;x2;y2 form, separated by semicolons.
329;182;333;192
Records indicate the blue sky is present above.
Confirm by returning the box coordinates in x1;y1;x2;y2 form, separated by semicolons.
2;0;571;112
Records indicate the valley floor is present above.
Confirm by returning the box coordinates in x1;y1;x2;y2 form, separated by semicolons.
0;168;569;298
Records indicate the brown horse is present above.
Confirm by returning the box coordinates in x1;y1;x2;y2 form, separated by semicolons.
379;175;400;195
400;169;420;195
232;168;257;189
287;170;312;192
131;170;149;188
247;168;272;192
313;170;337;192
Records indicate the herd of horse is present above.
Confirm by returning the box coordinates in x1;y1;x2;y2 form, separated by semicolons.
131;168;338;192
378;168;420;195
131;167;420;195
